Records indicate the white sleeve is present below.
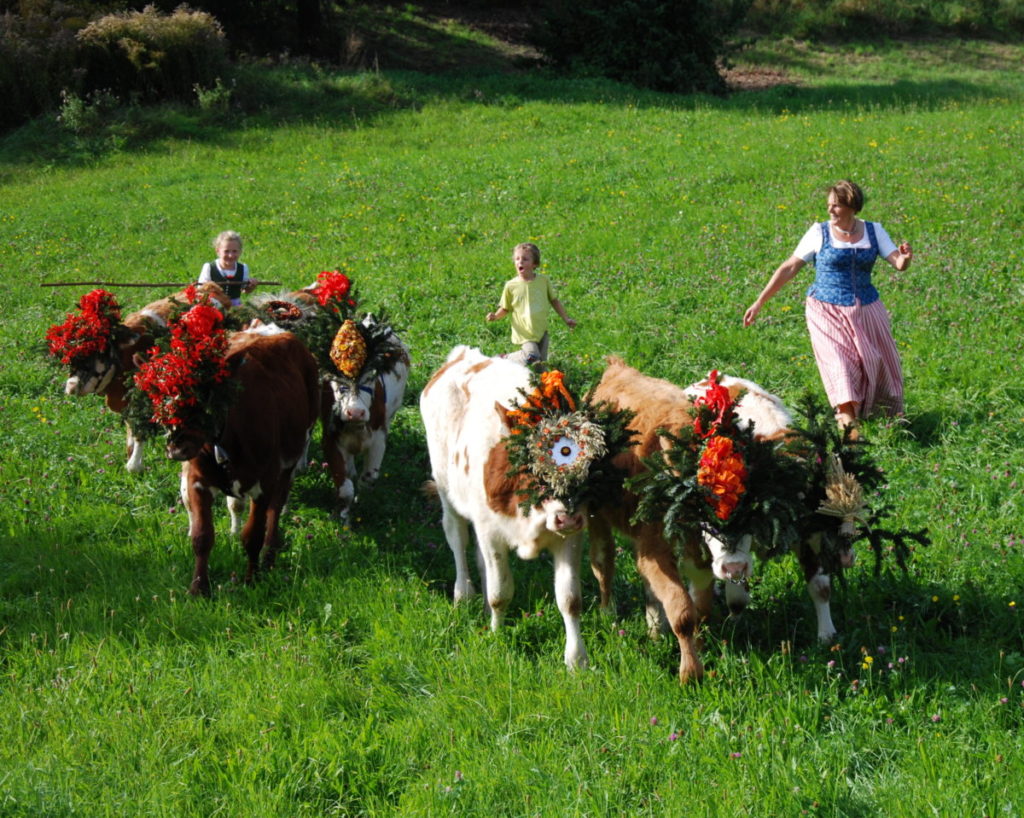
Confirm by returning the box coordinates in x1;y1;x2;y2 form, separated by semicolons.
871;223;898;259
241;262;251;282
793;223;822;263
198;262;212;283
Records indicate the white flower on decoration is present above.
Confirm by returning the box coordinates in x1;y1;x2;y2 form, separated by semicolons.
551;436;581;466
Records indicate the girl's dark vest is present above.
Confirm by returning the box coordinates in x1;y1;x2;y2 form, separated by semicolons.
207;261;248;302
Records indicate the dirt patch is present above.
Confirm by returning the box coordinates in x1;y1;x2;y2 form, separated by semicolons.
722;65;797;92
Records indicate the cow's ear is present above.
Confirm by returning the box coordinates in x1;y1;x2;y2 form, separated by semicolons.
495;401;513;430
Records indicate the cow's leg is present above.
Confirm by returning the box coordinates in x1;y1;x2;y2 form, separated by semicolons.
260;477;292;573
227;496;246;535
634;526;704;684
439;494;475;601
182;465;215;597
125;424;145;473
240;497;266;584
681;555;715;625
551;533;588;669
588;512;616;616
358;428;387;487
478;538;513;631
798;540;838;642
324;428;355;521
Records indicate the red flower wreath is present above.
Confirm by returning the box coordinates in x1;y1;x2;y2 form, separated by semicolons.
133;303;230;428
45;289;123;366
693;371;748;521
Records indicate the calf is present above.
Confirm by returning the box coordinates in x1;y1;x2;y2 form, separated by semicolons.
592;361;860;649
420;346;590;668
321;317;410;521
169;327;319;595
56;283;231;472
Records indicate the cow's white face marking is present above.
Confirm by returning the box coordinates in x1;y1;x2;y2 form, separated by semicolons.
64;357;116;396
330;375;376;423
704;531;754;582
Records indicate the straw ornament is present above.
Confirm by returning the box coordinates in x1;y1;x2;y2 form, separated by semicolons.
329;319;368;378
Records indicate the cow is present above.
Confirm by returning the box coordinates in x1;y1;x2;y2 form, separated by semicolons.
169;325;319;596
420;346;592;669
590;359;863;652
320;316;410;522
57;283;232;473
586;358;707;684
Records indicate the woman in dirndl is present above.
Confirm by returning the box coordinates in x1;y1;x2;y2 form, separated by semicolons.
743;180;914;433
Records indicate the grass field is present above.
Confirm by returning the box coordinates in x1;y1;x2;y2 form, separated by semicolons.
1;37;1023;816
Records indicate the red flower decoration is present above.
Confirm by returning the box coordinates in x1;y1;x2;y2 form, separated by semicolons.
45;289;123;366
693;370;734;439
312;270;352;308
133;303;229;428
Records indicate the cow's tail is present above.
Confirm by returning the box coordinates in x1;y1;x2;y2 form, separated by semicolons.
421;479;440;502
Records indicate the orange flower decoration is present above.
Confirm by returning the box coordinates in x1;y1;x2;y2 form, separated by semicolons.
697;434;748;520
506;370;576;429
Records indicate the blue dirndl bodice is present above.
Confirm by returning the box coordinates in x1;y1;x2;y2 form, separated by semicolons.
805;222;881;306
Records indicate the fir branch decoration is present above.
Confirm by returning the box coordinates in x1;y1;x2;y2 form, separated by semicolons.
502;370;635;514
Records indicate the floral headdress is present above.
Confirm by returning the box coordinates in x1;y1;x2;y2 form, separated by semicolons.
502;370;635;514
45;289;127;368
630;370;808;555
126;286;237;440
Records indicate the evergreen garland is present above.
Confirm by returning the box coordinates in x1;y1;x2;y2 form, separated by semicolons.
502;371;636;514
629;388;808;557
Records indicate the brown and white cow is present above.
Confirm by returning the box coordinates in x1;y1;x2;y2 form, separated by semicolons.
591;360;857;652
61;283;232;473
420;346;589;668
321;318;410;522
170;325;319;596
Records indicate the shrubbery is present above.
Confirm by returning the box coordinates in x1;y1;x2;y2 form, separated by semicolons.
76;5;228;102
743;0;1024;37
0;11;80;132
0;4;227;131
530;0;742;95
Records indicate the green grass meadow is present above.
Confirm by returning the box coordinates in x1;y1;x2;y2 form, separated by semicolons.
2;39;1024;815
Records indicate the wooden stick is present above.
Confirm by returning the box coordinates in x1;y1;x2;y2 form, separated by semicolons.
40;281;282;288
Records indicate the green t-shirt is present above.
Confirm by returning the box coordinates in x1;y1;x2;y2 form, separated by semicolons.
499;274;555;344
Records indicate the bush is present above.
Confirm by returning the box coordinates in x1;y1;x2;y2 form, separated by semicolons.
76;5;228;102
530;0;742;94
0;10;81;131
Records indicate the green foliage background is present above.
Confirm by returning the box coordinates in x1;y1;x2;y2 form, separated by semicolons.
1;35;1023;817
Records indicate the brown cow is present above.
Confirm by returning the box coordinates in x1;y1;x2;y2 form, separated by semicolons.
169;326;319;596
588;357;705;684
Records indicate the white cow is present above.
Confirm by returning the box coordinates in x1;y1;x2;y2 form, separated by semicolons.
321;318;410;521
420;346;589;669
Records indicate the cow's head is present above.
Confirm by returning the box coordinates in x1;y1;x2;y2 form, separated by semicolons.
328;373;378;424
47;289;133;397
703;530;754;583
494;370;634;520
64;354;120;397
166;426;208;462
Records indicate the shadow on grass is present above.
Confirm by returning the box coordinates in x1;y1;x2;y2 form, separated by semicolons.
0;59;1011;171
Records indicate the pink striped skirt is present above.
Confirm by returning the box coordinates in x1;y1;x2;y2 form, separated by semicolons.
805;297;904;417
